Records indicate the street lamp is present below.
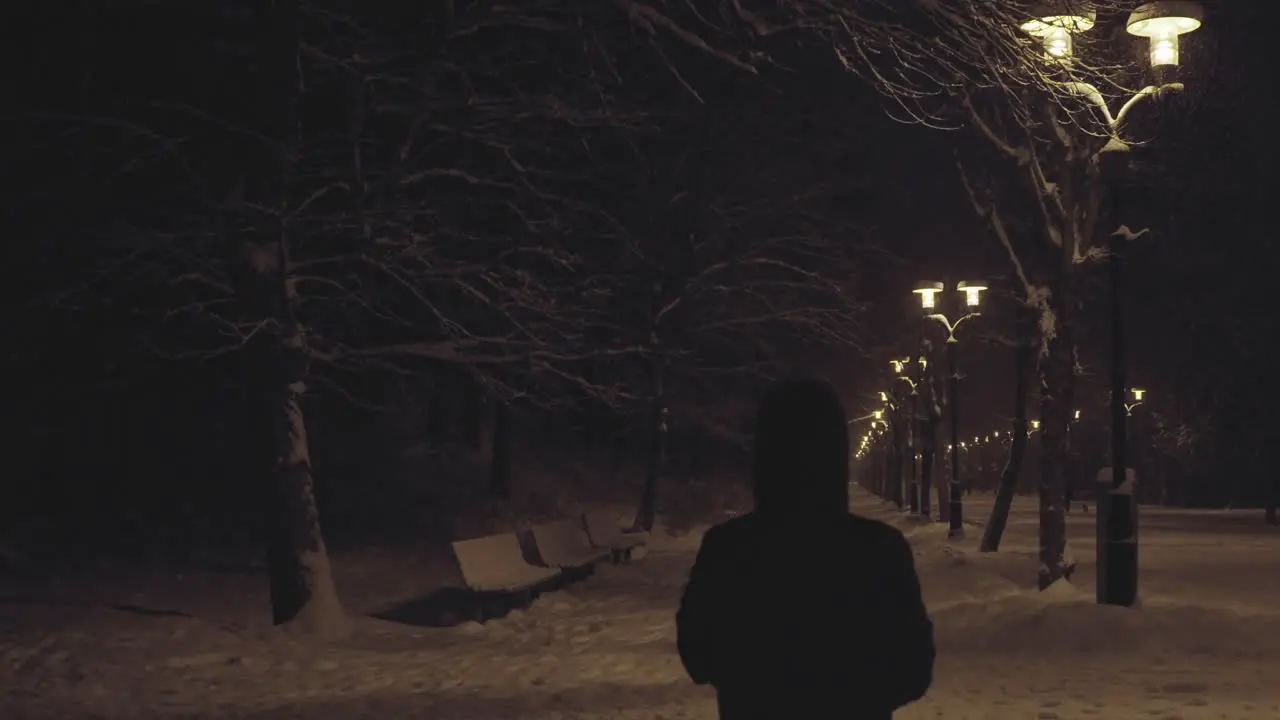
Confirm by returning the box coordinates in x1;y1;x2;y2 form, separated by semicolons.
1017;0;1204;609
1020;4;1096;62
915;279;987;538
1127;1;1203;69
1126;388;1147;416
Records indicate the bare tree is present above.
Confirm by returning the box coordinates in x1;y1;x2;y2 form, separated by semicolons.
25;1;685;632
562;74;872;529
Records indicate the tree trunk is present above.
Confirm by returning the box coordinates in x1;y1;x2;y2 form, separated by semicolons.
920;447;934;519
1037;328;1073;589
633;358;667;532
489;400;511;500
935;452;949;524
462;373;488;452
1038;209;1079;589
427;372;450;443
981;302;1036;552
890;417;905;510
689;426;706;482
1265;450;1277;525
258;0;345;637
265;342;346;636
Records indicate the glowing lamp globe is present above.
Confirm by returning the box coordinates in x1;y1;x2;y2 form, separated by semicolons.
957;281;987;308
1132;388;1147;401
913;281;944;311
1020;3;1097;60
1032;419;1041;430
1127;1;1203;67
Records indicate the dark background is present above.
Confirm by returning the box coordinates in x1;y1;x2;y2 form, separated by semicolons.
2;1;1275;566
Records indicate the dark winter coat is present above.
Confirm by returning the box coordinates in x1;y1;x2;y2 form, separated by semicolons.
676;379;935;719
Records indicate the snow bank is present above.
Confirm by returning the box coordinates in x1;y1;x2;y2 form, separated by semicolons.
933;582;1280;659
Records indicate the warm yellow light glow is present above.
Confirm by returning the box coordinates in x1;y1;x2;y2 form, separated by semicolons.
1020;7;1096;60
1150;33;1178;66
1032;419;1041;429
1127;2;1203;68
958;281;987;308
878;391;888;403
873;409;884;419
1045;27;1073;58
1132;388;1146;401
914;281;944;311
891;359;906;374
1126;8;1202;37
1074;409;1081;420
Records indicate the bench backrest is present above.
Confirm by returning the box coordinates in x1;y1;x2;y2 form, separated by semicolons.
452;533;534;590
529;518;597;566
583;511;626;548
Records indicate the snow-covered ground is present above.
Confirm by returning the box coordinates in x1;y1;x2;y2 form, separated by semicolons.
3;491;1279;719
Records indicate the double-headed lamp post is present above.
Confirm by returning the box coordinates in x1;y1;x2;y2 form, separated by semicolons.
914;280;986;538
1126;388;1147;416
1019;1;1204;608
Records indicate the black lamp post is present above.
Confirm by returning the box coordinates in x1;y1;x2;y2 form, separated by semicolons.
914;280;987;539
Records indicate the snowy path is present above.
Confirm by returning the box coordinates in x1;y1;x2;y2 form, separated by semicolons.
3;492;1279;718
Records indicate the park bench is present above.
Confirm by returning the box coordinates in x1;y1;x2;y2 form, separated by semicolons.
583;511;648;563
524;518;611;581
451;532;562;620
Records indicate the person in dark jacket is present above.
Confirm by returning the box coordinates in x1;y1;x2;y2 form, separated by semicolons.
676;378;935;719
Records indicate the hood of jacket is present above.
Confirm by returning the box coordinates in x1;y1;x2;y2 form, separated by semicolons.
751;378;850;516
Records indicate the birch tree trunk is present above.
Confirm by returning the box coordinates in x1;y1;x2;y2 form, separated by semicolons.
261;0;345;637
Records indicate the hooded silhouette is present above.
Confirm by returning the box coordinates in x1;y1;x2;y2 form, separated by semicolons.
676;379;935;719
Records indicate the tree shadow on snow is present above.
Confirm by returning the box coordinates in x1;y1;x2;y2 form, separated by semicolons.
371;587;481;628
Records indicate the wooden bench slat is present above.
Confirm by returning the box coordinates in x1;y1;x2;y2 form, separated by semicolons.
452;533;561;592
528;519;611;568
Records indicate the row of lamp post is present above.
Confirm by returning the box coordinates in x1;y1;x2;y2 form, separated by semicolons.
858;1;1200;605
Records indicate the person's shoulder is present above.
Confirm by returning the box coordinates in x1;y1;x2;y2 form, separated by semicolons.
702;512;756;540
843;513;911;548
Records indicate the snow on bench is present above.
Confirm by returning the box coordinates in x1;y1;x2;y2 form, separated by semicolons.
526;518;611;569
451;532;562;593
583;511;648;563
